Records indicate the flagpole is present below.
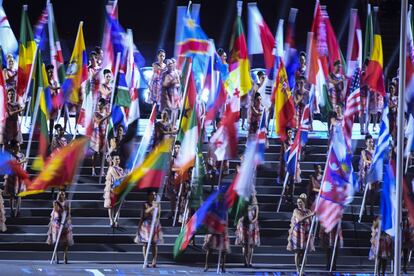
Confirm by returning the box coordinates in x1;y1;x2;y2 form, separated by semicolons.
173;182;184;226
24;87;42;171
374;218;382;275
21;46;39;129
276;172;289;212
395;1;408;275
358;182;370;222
299;143;333;276
98;52;121;185
329;222;341;272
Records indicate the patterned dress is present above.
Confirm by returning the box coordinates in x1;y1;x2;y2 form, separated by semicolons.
3;68;17;90
3;102;23;145
46;200;74;247
287;208;315;252
104;166;124;209
293;90;305;130
248;100;262;135
235;205;260;247
369;93;384;114
358;149;373;191
134;202;163;245
90;110;108;153
160;70;181;114
328;72;345;109
49;78;61;120
0;189;6;232
51;135;68;153
149;62;166;104
203;231;231;253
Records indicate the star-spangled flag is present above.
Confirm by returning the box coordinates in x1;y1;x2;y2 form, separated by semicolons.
342;67;361;148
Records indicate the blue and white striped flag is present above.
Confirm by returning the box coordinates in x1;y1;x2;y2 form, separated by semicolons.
381;161;396;237
367;101;391;184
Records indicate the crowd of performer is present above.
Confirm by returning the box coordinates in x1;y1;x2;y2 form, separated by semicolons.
0;41;413;275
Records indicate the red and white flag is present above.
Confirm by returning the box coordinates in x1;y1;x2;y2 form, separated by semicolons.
346;9;362;78
209;108;238;161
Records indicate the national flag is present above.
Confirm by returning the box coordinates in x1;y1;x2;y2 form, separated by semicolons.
300;89;313;146
366;101;391;183
342;67;361;147
284;8;299;90
306;32;329;116
226;8;252;98
381;161;397;237
189;128;207;209
346;9;362;78
101;3;117;71
174;105;199;180
209;108;238;161
174;4;201;59
316;125;353;232
47;2;65;86
31;49;52;171
273;62;295;141
0;151;30;185
126;104;157;170
247;3;275;70
33;7;48;49
17;6;36;99
177;70;197;142
205;75;226;123
0;3;18;61
174;185;228;258
19;138;88;197
363;7;385;96
363;4;374;63
286;127;301;177
61;22;88;105
406;6;414;117
176;15;210;89
125;29;141;125
112;138;173;206
77;78;94;136
226;138;259;224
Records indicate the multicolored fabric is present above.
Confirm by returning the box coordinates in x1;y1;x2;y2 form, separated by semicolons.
287;208;315;252
46;201;74;247
358;149;373;191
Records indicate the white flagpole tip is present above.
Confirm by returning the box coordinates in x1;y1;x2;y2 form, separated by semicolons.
237;1;243;17
23;5;28;11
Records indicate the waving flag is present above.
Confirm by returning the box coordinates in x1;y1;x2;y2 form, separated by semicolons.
363;7;385;96
125;30;141;125
31;49;52;171
406;115;414;157
256;114;267;164
47;2;65;86
0;3;18;60
273;62;295;141
406;6;414;117
226;5;252;99
346;9;362;77
226;138;259;223
381;161;396;237
174;185;228;258
342;67;361;147
61;22;88;105
177;70;197;142
285;8;299;89
33;7;48;49
112;138;173;206
316;125;353;232
174;105;199;181
209;108;238;161
19;138;88;197
17;6;36;99
174;4;201;58
247;3;275;70
0;67;6;133
205;76;226;123
367;101;391;184
77;79;94;136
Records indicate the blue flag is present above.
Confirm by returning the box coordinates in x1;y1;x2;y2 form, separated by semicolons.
381;162;396;237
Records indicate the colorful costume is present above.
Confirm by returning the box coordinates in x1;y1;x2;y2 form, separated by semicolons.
104;166;124;209
46;200;74;247
51;135;68;153
4;152;26;198
358;149;373;191
235;205;260;247
134;202;163;244
203;231;231;253
149;62;166;104
90;110;108;153
287;208;315;252
328;72;345;109
160;70;181;116
3;102;23;145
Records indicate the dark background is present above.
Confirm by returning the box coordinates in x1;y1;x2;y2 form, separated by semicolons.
2;0;403;80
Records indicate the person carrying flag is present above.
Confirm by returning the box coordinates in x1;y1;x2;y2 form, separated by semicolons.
279;127;294;203
287;193;315;275
294;51;307;82
46;64;62;141
248;92;263;137
293;76;307;131
235;193;260;268
161;59;181;125
358;134;375;215
100;69;113;111
307;164;322;208
46;191;73;264
3;88;23;147
104;152;124;227
134;190;163;268
388;82;398;141
148;49;166;107
3;54;17;91
369;216;393;276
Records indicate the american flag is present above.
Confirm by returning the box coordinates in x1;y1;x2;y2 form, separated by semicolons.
342;67;361;148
